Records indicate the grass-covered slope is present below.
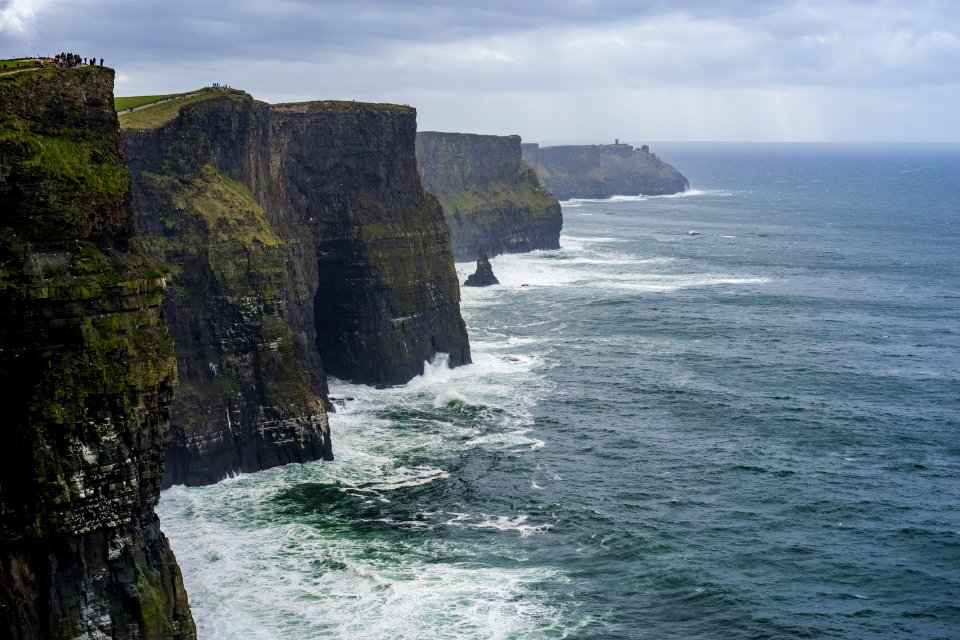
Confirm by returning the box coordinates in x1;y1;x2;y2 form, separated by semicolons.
118;88;230;129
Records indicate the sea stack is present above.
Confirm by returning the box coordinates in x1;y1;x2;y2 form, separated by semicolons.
464;253;500;287
0;67;195;637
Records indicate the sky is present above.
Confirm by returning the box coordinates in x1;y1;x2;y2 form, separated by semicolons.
2;0;959;142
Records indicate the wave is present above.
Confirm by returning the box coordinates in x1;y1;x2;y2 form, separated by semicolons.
445;513;553;538
459;250;767;294
465;428;545;451
559;188;733;206
158;490;563;638
356;465;450;492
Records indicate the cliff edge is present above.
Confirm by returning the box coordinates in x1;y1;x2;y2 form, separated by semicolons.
521;142;688;200
121;91;334;488
0;67;195;638
416;132;562;261
121;92;470;484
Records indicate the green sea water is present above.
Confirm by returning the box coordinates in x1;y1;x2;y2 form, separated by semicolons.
159;143;960;639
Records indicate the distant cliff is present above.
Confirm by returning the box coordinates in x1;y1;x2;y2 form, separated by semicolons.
521;142;688;200
416;132;561;261
122;92;469;484
0;68;195;637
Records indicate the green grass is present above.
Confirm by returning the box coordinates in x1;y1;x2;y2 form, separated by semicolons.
273;99;414;113
117;89;222;129
114;92;193;111
175;166;282;248
0;58;44;73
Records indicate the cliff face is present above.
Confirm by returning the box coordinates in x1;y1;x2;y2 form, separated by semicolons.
270;104;471;384
416;132;562;261
122;94;334;488
521;142;689;200
121;93;469;485
0;68;194;638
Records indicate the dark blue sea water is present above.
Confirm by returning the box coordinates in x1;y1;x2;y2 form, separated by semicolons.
158;143;960;639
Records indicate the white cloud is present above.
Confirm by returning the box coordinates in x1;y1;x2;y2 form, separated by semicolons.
0;0;47;39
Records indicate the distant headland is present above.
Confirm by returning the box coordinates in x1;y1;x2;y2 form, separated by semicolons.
521;140;689;200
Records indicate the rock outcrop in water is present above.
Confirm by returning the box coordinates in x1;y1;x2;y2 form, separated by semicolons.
521;142;688;200
416;132;562;261
463;254;499;287
121;91;470;485
0;67;195;638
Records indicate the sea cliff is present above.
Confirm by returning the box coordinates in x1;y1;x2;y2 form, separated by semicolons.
121;91;470;485
416;132;561;261
521;142;688;200
0;67;195;638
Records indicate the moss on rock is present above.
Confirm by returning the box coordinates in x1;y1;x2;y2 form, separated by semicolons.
0;66;195;639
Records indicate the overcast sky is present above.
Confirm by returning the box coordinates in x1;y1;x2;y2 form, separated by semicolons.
2;0;959;142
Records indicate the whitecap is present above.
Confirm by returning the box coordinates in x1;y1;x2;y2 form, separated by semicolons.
432;389;469;408
445;513;553;538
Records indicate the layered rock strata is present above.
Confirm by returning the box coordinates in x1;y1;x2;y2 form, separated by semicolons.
521;142;688;200
0;67;195;638
416;132;562;261
122;93;470;484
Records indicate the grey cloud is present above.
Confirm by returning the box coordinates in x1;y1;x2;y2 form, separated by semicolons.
3;0;958;141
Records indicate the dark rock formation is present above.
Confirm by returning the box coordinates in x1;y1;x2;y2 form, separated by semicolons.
464;254;499;287
521;142;688;200
416;132;562;261
121;93;470;484
0;67;195;638
270;104;470;386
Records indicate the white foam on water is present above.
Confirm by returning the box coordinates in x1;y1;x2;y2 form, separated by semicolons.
360;466;451;492
559;189;733;207
465;429;545;451
600;275;770;292
432;389;471;408
406;352;454;389
446;513;553;538
160;488;563;639
160;189;778;637
459;246;770;297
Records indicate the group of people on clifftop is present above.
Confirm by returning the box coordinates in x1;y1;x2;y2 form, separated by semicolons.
40;52;104;68
211;82;232;90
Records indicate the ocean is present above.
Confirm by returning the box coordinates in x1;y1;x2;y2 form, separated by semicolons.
157;143;960;639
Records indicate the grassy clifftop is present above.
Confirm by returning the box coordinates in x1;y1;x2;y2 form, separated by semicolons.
118;88;242;129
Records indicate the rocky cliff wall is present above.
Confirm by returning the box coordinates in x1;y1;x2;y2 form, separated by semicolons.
122;93;333;488
270;104;471;384
416;132;562;261
521;142;688;200
121;93;470;485
0;67;195;638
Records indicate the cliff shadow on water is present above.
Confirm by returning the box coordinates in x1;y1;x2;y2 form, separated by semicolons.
121;90;470;487
0;67;195;638
416;131;563;262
